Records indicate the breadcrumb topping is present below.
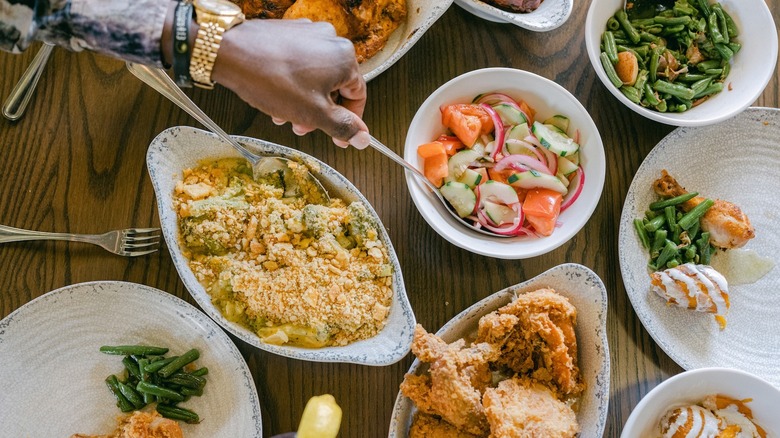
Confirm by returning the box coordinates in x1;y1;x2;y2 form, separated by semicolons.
173;158;393;347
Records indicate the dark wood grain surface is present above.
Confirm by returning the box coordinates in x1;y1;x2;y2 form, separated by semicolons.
1;3;778;437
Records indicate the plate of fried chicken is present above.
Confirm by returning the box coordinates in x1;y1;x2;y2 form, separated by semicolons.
618;107;780;385
231;0;453;81
388;263;609;437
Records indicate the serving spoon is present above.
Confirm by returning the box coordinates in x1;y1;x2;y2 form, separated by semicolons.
366;136;507;238
2;43;54;121
125;62;330;205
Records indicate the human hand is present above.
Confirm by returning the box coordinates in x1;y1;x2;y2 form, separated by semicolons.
211;19;370;149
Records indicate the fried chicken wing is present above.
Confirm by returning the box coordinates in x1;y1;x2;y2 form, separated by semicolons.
476;289;584;399
232;0;295;18
653;170;755;250
409;412;482;438
483;377;579;438
400;325;499;436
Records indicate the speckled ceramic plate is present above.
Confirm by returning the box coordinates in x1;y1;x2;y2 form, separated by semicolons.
147;126;415;365
454;0;572;31
360;0;453;81
388;263;610;437
619;108;780;385
0;281;262;437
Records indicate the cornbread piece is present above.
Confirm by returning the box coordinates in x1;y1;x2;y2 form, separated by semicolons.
71;410;183;438
408;412;481;438
174;158;393;348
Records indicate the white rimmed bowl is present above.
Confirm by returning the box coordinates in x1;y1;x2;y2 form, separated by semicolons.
388;263;610;437
585;0;778;126
621;368;780;437
403;67;606;259
147;126;415;365
455;0;572;31
361;0;453;81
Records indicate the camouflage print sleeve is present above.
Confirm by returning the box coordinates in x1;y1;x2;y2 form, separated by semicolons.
0;0;169;67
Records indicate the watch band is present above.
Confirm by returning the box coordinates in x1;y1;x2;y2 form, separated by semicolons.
189;21;223;89
173;1;193;88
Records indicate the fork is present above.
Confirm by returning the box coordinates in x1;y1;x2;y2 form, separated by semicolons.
0;225;161;257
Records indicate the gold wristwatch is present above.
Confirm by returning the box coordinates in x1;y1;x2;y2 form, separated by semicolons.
190;0;245;89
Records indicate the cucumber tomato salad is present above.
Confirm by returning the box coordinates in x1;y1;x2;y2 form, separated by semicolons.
417;92;585;237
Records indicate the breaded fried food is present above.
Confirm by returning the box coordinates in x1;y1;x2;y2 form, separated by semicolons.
71;410;183;438
408;412;482;438
483;377;579;438
231;0;295;18
400;325;499;436
476;289;584;399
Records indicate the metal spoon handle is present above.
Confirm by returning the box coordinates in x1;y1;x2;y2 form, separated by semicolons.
368;135;439;193
125;62;257;165
2;43;54;121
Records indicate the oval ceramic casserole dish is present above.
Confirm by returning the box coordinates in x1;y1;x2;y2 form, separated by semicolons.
147;126;416;365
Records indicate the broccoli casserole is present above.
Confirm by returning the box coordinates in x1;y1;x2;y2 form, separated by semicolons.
173;158;393;347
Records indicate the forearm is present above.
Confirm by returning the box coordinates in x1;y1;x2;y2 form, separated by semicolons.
0;0;169;66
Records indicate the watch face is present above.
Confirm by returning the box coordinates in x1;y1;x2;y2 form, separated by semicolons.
194;0;242;15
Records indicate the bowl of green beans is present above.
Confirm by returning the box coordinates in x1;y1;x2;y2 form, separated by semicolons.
585;0;777;126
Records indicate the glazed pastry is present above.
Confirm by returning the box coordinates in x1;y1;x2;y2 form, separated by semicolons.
650;263;729;329
658;395;766;438
659;404;720;438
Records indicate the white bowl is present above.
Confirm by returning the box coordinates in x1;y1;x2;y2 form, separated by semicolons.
146;126;416;365
360;0;453;81
585;0;778;126
403;68;606;259
454;0;572;31
389;263;611;437
621;368;780;437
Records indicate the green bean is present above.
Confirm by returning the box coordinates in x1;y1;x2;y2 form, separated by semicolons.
603;31;619;64
687;219;701;241
117;381;145;409
99;345;169;356
678;198;714;230
189;367;209;376
698;233;713;264
607;16;620;31
649;192;698;210
714;43;733;61
600;52;624;88
164;373;207;390
655;240;679;268
653;80;695;100
634;219;651;249
685;244;697;260
644;215;666;233
727;42;741;55
158;349;200;378
645;209;659;219
708;13;725;44
143;356;178;373
105;375;134;412
696;0;710;17
621;85;643;103
651;229;668;257
703;68;722;76
671;223;682;244
661;24;686;35
664;206;677;229
693;82;724;99
157;404;200;424
644;83;662;106
631;18;656;27
654;15;692;26
690;77;712;96
678;73;710;82
617;45;644;63
712;6;730;44
135;381;185;402
181;386;204;397
634;70;649;93
666;258;680;269
649;46;663;82
673;0;696;16
717;5;738;38
697;59;722;71
616;10;641;44
654;100;668;112
640;31;660;42
122;356;141;381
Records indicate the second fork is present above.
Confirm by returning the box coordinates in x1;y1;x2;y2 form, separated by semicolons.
0;225;161;257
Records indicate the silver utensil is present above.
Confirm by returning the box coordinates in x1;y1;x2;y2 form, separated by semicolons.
367;136;507;238
2;43;54;121
0;225;160;256
125;62;330;205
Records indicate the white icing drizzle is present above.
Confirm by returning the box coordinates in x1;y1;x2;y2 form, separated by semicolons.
660;405;720;438
651;263;730;319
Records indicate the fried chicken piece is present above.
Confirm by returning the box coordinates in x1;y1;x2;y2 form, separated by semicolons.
476;289;584;399
482;0;543;13
483;377;579;438
400;325;499;436
283;0;406;63
653;170;755;250
408;412;483;438
71;410;183;438
232;0;296;18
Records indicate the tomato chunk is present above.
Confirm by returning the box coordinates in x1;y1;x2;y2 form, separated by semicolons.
417;141;448;187
436;135;466;156
523;188;562;236
441;104;494;147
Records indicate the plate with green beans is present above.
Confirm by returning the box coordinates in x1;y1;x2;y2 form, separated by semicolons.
618;108;780;385
585;0;777;126
0;281;262;437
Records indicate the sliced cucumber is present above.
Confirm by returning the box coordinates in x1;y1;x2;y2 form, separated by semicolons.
505;123;531;141
493;104;527;126
440;181;477;218
556;173;571;188
447;149;482;181
544;123;566;135
557;156;578;176
567;151;580;166
471;139;487;156
508;170;568;194
543;115;570;134
479;180;520;205
458;168;484;188
531;121;579;157
484;201;516;226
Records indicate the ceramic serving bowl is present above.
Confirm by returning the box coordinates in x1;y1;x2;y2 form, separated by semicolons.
361;0;454;81
388;263;611;437
403;67;605;259
621;368;780;437
146;126;415;365
455;0;571;31
585;0;778;126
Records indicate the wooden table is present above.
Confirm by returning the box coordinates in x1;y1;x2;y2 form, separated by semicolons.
1;4;778;437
